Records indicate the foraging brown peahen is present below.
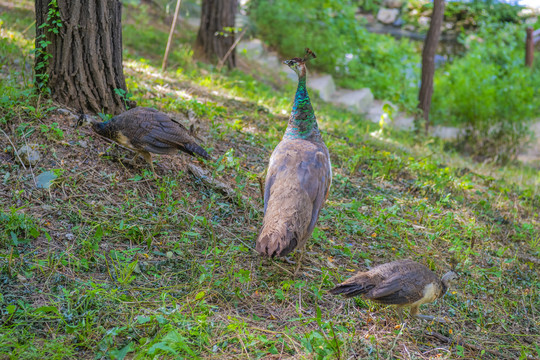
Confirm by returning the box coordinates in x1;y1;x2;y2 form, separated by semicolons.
79;107;209;177
330;259;458;323
256;49;332;274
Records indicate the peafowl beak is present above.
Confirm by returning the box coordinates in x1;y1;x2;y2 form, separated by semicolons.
283;60;292;66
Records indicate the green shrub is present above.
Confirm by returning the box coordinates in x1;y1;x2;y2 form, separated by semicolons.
249;0;420;108
431;23;540;163
0;210;41;247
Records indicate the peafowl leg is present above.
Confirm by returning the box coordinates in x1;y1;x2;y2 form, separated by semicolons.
293;246;306;276
139;151;157;180
257;169;267;201
397;307;405;325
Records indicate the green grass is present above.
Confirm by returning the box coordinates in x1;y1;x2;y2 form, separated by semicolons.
0;2;539;359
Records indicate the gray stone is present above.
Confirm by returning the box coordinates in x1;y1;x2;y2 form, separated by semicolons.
430;126;463;139
377;8;400;25
525;16;538;25
308;74;336;102
393;17;404;27
366;100;414;130
56;108;78;121
56;108;72;116
418;16;430;27
35;170;57;189
184;17;201;29
331;88;374;114
517;120;540;164
383;0;403;9
237;39;265;59
258;52;280;68
17;144;41;166
283;66;297;81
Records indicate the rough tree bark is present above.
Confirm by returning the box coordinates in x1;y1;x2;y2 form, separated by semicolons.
35;0;131;115
195;0;238;69
417;0;445;134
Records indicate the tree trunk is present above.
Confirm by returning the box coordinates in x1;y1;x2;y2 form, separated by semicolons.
195;0;238;69
417;0;445;134
35;0;131;115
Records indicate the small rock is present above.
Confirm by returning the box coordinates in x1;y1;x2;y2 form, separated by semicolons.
283;66;297;81
377;8;400;24
56;108;72;116
418;16;430;27
166;251;173;259
17;144;41;166
331;88;374;114
525;16;538;25
184;17;201;29
383;0;403;8
431;126;463;139
393;17;404;27
57;108;78;122
308;74;336;102
65;233;75;241
259;52;280;68
35;170;58;189
79;140;88;148
237;39;265;59
403;24;416;32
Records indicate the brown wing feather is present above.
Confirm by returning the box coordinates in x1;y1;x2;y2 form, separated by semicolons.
256;139;331;257
112;107;209;159
331;260;442;306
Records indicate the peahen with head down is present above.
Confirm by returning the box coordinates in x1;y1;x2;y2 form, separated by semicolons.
330;259;458;323
79;107;209;178
256;49;332;274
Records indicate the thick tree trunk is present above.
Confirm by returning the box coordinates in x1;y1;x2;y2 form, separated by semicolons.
195;0;238;69
417;0;445;134
35;0;130;115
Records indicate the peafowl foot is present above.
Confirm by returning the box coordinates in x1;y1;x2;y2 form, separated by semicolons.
256;169;267;201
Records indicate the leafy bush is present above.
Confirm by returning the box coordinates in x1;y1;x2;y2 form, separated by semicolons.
431;22;540;163
249;0;420;108
403;0;525;33
0;210;41;247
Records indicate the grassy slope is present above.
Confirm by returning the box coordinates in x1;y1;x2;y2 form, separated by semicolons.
1;3;539;359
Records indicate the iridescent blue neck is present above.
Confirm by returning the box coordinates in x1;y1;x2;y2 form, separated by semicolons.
284;73;319;140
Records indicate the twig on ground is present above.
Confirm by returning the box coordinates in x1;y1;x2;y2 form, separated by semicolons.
187;162;261;211
0;128;27;171
424;331;505;358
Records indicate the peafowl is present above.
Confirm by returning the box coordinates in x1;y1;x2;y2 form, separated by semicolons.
330;259;458;323
256;48;332;274
79;107;209;177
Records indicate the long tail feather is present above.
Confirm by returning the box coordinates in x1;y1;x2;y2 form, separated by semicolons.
329;283;375;298
256;224;299;258
182;143;210;159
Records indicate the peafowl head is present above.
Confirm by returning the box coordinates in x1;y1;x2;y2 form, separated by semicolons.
76;113;107;133
283;48;317;77
441;271;458;288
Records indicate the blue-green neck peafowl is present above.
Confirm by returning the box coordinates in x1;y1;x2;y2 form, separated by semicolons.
256;48;332;274
330;259;458;323
80;107;209;178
